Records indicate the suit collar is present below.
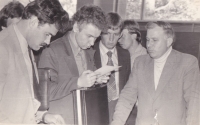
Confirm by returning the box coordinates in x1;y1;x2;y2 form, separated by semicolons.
153;49;177;100
144;49;177;101
7;25;33;97
94;41;102;68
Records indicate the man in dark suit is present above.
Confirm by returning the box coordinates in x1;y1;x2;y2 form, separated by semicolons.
93;12;131;122
111;21;200;125
38;5;108;124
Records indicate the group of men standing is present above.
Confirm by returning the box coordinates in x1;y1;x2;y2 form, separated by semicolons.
0;0;199;125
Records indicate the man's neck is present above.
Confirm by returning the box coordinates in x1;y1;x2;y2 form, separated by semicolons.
128;41;139;56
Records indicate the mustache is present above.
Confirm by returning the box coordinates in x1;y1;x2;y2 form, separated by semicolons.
40;43;47;47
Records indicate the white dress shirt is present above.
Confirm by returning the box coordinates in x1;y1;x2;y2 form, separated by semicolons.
99;41;119;100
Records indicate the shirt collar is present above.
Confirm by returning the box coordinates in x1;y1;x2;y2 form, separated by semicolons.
68;31;82;57
13;24;28;54
99;41;117;57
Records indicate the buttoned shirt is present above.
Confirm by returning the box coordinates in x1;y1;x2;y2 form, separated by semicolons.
99;41;119;100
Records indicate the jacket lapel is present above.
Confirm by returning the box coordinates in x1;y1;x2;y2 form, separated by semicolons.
93;41;102;69
116;46;126;91
153;50;177;101
85;48;96;70
144;57;155;100
10;25;33;97
62;33;79;76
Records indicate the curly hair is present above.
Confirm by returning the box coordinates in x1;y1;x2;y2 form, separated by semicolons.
72;4;106;32
22;0;70;33
0;1;24;28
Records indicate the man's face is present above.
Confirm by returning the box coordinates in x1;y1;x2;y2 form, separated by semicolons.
75;23;101;49
101;27;121;50
118;29;135;50
146;26;171;59
27;22;58;51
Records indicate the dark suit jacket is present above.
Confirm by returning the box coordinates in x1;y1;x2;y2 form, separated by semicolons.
38;32;96;124
93;41;131;121
112;49;200;125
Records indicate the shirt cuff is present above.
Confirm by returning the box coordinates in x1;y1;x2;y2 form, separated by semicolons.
35;110;48;123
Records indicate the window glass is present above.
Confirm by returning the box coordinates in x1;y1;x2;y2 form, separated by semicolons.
125;0;200;21
59;0;77;18
126;0;142;19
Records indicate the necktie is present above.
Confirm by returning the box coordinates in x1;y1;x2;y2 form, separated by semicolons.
77;50;86;75
107;51;117;101
28;47;39;100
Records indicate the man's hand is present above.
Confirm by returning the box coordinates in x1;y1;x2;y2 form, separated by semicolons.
78;70;99;87
43;113;65;124
96;72;110;84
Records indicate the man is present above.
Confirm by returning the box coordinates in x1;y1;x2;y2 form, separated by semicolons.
119;19;147;70
93;12;131;122
0;1;24;31
118;19;147;125
38;5;108;124
111;21;200;125
0;0;69;124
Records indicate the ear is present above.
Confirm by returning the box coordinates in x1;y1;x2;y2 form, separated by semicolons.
167;37;173;47
73;22;79;33
28;16;39;28
131;34;137;41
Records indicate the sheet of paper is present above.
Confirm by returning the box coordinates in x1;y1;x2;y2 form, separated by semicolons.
95;65;121;77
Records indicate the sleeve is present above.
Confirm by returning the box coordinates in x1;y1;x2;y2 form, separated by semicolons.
126;51;131;79
35;111;47;123
0;46;10;123
111;59;139;125
38;47;78;101
184;57;200;125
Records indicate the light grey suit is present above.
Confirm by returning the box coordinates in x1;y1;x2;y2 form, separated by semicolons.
0;25;38;124
112;49;200;125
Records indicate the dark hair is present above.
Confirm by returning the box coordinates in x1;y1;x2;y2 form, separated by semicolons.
121;19;142;43
22;0;70;33
0;1;24;28
72;4;106;32
105;12;122;31
146;21;175;44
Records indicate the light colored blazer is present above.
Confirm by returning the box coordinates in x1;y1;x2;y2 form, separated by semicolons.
112;49;200;125
0;25;38;123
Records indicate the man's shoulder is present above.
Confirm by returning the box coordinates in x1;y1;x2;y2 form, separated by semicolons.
0;27;11;43
48;34;69;52
116;45;130;55
173;49;198;64
135;54;150;61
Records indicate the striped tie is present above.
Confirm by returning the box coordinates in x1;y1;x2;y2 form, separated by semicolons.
107;51;117;101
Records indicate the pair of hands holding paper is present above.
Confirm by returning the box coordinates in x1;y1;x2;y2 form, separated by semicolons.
78;65;121;87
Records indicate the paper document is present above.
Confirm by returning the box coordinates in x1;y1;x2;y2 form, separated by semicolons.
95;65;121;77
